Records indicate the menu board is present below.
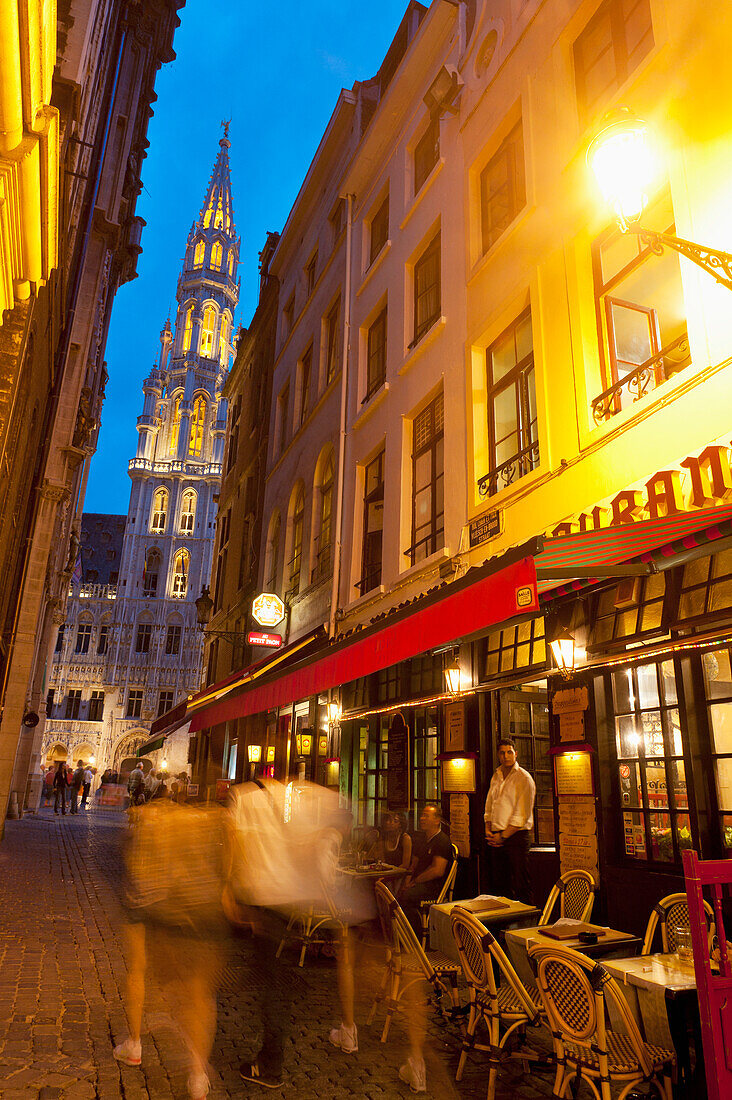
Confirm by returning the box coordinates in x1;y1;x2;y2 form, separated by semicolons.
387;711;410;811
554;752;594;796
445;702;465;751
450;792;470;858
558;794;599;880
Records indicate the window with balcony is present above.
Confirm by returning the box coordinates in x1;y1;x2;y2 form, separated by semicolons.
127;690;143;719
365;308;387;401
325;299;340;385
480;119;526;254
65;690;81;720
180;490;197;534
409;393;444;565
75;622;91;654
287;487;305;597
89;691;104;722
135;623;152;653
265;511;281;594
591;196;689;423
97;624;109;655
143;549;160;596
359;449;384;594
369;195;389;265
165;623;182;655
172;549;189;598
484;310;539;496
574;0;654;120
414;116;439;194
412;233;440;346
158;690;174;718
312;452;334;584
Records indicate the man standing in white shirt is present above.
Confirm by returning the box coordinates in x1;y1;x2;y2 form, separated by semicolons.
483;738;536;903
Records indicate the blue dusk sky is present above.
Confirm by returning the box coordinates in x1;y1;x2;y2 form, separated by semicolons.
85;0;411;514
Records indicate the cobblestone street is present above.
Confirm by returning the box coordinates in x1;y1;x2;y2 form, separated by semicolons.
0;809;556;1100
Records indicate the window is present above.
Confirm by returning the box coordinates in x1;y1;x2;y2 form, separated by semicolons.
172;549;190;598
165;624;182;655
613;660;690;863
193;241;204;268
182;306;194;353
189;396;206;457
412;705;441;823
283;294;295;338
158;690;174;718
265;512;281;593
288;487;305;596
226;396;241;472
89;691;104;722
359;449;384;594
329;198;345;244
312;453;334;583
127;690;143;719
213;510;230;614
677;547;732;626
55;624;65;652
150;488;168;532
169;398;181;455
135;623;152;653
413;233;440;345
227;250;235;277
325;299;340;385
574;0;654;119
305;251;318;297
369;195;389;265
211;241;223;270
409;393;444;565
200;307;217;358
65;690;82;720
219;314;230;364
592;195;689;422
497;685;554;845
414;117;439;194
180;490;196;534
485;310;539;495
97;624;109;655
590;573;667;648
365;308;387;400
702;646;732;850
143;549;160;597
46;689;54;715
480;120;526;254
75;623;91;654
485;619;547;677
297;347;312;427
277;382;290;454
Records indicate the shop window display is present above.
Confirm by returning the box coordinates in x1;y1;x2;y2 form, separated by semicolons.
702;646;732;849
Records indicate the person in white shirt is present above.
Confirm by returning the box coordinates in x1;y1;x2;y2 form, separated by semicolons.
81;766;94;810
483;738;536;903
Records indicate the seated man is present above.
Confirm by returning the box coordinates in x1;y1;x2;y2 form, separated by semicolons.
400;804;453;936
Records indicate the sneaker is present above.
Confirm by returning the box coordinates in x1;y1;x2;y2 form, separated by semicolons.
187;1072;209;1099
399;1056;427;1093
113;1038;142;1066
239;1061;283;1089
329;1022;358;1053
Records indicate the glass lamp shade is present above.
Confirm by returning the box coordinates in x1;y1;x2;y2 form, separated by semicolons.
550;629;576;675
587;109;657;229
195;586;214;626
247;745;261;763
327;701;341;724
445;660;462;695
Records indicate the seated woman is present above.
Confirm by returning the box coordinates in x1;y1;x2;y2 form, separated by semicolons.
377;812;412;870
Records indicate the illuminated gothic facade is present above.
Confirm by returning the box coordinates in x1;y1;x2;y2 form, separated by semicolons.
42;133;239;779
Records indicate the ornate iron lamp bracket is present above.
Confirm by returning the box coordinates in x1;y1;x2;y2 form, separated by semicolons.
632;227;732;292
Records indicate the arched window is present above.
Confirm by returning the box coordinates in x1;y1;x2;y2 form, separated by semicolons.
227;250;235;276
288;486;305;596
169;397;181;454
193;241;205;268
180;489;197;533
200;305;217;357
214;196;224;230
172;548;190;598
313;452;335;582
150;487;168;532
211;241;223;270
189;396;206;457
143;548;161;597
265;511;281;593
219;314;230;364
182;304;194;353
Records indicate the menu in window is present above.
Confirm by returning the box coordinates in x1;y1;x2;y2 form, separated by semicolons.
554;752;594;796
387;711;410;811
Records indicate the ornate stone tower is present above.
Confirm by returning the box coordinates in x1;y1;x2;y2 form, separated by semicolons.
43;132;240;776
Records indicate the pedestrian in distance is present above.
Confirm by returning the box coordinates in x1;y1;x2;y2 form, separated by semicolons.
53;760;69;815
70;760;85;814
484;737;536;904
81;764;93;810
127;762;145;806
42;766;54;806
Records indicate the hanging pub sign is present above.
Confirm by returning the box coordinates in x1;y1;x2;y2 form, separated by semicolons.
251;592;285;628
387;711;410;812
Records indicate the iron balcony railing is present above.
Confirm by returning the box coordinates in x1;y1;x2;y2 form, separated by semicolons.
592;332;691;424
477;439;540;498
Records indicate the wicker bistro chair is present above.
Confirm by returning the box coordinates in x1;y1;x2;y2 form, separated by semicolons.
528;942;675;1100
641;891;716;956
368;881;460;1042
419;843;459;948
275;878;348;968
539;869;598;927
450;907;545;1100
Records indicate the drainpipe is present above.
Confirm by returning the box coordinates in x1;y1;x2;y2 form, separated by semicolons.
328;193;354;640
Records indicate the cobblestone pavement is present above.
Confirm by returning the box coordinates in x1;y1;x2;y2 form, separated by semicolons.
0;808;557;1100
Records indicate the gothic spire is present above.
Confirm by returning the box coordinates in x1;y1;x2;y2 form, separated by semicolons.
195;125;236;239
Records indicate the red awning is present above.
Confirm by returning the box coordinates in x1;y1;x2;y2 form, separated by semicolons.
188;550;539;732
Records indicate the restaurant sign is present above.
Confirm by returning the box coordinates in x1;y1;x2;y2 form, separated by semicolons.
247;631;282;649
251;592;285;628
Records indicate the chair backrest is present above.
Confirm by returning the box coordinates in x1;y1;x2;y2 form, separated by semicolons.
528;942;654;1077
642;891;716;955
390;895;438;980
374;879;400;956
451;907;540;1021
434;843;459;906
539;869;597;926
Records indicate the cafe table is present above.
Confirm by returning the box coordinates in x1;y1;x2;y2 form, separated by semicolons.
337;864;406;882
429;896;541;965
504;923;642;991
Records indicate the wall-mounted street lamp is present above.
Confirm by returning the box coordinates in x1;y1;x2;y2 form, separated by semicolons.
549;628;576;680
444;656;462;696
327;700;342;726
194;586;249;644
587;108;732;290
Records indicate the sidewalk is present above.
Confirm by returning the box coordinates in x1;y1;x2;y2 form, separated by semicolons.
0;808;556;1099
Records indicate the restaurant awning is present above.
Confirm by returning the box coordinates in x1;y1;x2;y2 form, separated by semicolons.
536;503;732;597
136;735;166;757
187;544;541;732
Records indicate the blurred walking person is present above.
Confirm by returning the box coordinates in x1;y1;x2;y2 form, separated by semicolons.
42;766;55;807
70;760;84;814
53;760;68;815
81;764;93;810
